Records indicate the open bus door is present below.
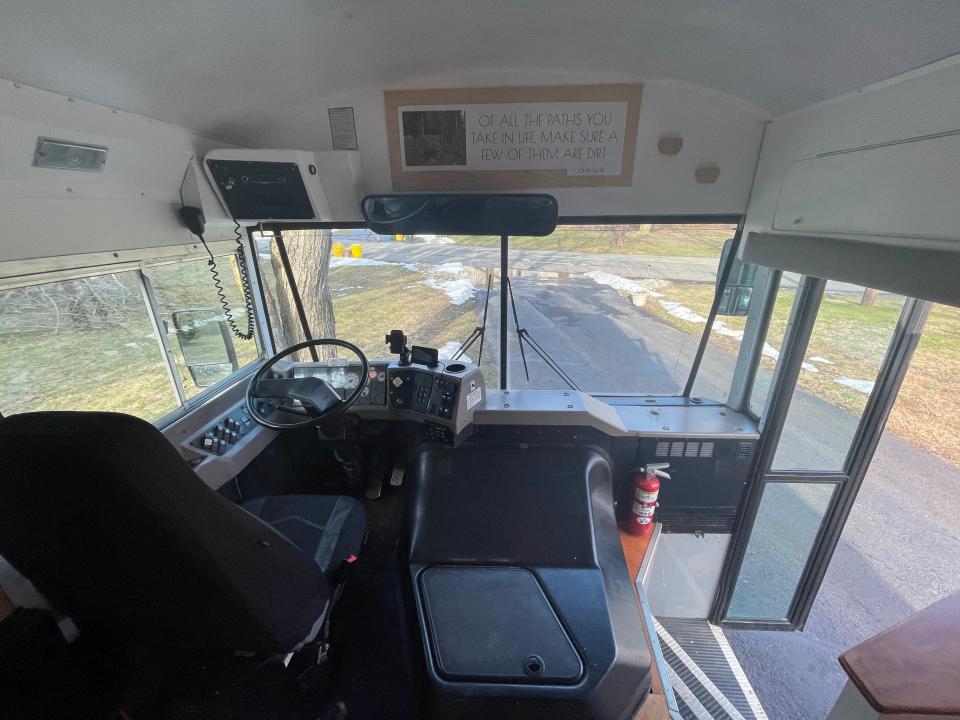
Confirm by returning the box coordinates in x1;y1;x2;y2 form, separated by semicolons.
712;271;931;629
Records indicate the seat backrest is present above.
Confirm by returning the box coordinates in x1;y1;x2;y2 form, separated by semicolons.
0;411;329;653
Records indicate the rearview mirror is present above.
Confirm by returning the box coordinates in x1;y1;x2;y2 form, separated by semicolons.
716;238;758;317
361;193;558;236
172;308;239;387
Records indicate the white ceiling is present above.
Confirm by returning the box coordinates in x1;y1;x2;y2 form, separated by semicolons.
3;0;960;142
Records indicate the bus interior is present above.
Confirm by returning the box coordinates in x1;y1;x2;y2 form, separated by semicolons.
1;3;959;720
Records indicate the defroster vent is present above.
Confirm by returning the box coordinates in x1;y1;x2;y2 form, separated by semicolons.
654;440;715;459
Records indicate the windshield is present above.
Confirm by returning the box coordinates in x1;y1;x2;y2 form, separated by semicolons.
257;222;738;397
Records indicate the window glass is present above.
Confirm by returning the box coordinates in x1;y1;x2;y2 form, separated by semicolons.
747;274;801;418
727;481;837;620
261;230;501;387
0;272;179;421
772;285;905;472
690;250;762;404
500;223;738;393
145;254;260;395
886;302;960;469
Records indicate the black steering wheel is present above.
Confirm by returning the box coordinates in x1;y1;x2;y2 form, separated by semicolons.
247;338;369;430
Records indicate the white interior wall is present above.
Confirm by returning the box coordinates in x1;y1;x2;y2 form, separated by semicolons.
743;56;960;252
252;68;768;218
0;80;237;264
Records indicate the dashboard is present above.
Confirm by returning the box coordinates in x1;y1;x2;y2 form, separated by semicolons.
271;358;486;442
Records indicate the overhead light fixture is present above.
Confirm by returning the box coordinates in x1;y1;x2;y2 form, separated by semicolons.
33;137;108;172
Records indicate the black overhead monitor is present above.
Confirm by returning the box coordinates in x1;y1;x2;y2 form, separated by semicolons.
206;159;315;220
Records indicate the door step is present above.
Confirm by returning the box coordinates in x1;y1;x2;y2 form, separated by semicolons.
654;618;767;720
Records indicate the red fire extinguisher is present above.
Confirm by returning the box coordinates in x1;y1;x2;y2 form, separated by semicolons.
627;463;671;537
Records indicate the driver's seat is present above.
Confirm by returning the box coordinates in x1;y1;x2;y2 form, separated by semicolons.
0;411;366;654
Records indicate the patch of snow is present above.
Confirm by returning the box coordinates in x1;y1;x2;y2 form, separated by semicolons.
583;270;665;297
801;362;819;373
835;376;875;394
808;356;834;365
402;263;419;271
434;262;464;275
415;234;454;245
659;300;707;324
423;278;475;305
438;341;471;363
713;321;744;340
762;343;780;360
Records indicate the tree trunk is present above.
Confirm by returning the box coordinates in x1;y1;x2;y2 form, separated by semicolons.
615;224;627;250
860;288;879;307
270;229;336;359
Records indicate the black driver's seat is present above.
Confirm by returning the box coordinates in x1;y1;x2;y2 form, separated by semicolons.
0;411;366;654
241;494;366;579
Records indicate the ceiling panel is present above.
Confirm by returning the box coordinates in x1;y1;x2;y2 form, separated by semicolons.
2;0;959;140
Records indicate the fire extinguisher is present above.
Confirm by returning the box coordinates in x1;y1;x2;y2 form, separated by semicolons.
627;463;671;537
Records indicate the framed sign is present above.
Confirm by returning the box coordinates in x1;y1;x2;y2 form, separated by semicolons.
384;84;642;191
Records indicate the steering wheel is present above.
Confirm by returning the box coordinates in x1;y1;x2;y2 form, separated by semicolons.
247;338;369;430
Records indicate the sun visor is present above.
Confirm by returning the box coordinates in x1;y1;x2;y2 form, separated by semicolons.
200;149;363;225
743;231;960;307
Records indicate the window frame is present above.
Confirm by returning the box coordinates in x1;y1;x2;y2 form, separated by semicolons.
0;238;269;427
259;215;744;397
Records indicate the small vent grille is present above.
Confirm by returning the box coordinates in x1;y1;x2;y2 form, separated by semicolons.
654;440;715;459
736;442;753;459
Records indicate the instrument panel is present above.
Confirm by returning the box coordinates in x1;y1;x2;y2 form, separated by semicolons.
292;361;389;406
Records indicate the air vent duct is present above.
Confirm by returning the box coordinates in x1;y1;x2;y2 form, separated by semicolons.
654;440;715;459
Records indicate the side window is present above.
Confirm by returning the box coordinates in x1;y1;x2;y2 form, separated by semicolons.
0;249;264;423
144;254;259;395
0;272;180;421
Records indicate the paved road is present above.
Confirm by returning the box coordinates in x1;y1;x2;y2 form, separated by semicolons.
363;241;864;294
364;242;721;282
427;257;960;720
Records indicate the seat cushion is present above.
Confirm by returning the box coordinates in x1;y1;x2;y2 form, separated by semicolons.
242;495;366;578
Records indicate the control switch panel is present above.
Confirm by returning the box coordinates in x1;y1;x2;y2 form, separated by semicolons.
190;404;254;456
428;377;459;420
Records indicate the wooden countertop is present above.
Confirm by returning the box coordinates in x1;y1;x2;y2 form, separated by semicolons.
618;525;669;719
839;591;960;716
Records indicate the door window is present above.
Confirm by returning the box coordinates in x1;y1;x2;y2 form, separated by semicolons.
726;481;837;620
772;285;906;472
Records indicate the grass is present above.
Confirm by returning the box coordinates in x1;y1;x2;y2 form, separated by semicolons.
437;223;736;257
328;263;497;386
0;325;180;421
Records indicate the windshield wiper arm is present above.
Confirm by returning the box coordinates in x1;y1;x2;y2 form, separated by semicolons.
452;273;492;363
507;277;581;392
